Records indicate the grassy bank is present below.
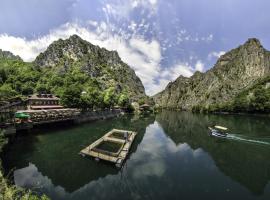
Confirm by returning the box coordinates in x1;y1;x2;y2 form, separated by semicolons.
0;130;49;200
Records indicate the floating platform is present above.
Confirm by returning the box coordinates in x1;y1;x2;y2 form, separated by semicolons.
80;129;137;167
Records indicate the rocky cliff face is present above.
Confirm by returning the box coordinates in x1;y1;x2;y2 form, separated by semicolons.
34;35;146;100
153;38;270;110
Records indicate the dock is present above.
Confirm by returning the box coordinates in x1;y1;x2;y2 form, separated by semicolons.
80;129;137;167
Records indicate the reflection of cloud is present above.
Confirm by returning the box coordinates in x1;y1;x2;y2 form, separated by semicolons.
14;163;67;199
12;121;221;199
166;142;189;154
130;122;167;179
132;160;166;179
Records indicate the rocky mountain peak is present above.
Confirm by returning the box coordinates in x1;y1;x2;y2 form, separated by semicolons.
244;38;262;48
153;38;270;110
34;35;122;69
0;49;22;61
33;34;146;100
69;34;81;40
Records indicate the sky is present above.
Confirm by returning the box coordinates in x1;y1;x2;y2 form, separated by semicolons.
0;0;270;96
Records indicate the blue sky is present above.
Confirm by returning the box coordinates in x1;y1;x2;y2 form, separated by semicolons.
0;0;270;95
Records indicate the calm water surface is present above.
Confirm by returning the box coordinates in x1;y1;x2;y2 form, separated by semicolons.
2;111;270;200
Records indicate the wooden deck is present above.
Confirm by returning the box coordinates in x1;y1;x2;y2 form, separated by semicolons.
80;129;137;167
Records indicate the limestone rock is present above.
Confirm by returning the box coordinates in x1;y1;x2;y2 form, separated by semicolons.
153;38;270;110
34;34;146;100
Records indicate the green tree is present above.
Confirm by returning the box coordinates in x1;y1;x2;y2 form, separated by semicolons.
35;83;49;94
61;84;82;108
80;87;101;110
103;87;117;108
117;93;129;107
0;84;18;101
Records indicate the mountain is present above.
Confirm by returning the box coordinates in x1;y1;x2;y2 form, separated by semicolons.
0;49;21;61
213;76;270;113
153;38;270;111
0;35;147;107
34;35;146;100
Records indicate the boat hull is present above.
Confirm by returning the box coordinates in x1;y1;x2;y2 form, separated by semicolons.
208;127;228;138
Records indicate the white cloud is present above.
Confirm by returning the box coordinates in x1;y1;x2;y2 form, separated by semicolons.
206;34;213;41
87;20;98;27
0;23;101;61
175;28;214;45
0;20;204;96
195;60;204;72
201;34;213;42
148;62;199;95
0;22;164;95
169;63;194;79
102;0;158;20
208;51;226;60
128;21;137;31
129;37;161;62
149;0;157;5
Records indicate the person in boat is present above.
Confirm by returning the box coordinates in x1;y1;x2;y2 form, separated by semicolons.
209;125;228;137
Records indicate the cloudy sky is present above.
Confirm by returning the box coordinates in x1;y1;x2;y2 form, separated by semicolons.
0;0;270;95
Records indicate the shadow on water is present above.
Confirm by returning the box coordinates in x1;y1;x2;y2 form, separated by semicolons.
2;115;155;194
155;111;270;196
2;112;270;200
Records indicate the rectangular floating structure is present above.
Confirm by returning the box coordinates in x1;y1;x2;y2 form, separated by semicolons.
80;129;137;167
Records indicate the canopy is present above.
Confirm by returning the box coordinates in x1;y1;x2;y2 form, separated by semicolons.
214;125;228;131
15;112;30;119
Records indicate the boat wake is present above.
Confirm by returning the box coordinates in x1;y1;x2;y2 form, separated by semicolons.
226;134;270;146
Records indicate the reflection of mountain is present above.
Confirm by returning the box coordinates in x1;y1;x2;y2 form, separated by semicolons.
156;111;270;195
4;115;155;193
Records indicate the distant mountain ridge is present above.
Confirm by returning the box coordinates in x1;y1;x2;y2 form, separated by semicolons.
153;38;270;111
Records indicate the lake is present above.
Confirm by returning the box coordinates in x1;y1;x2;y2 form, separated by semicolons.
2;111;270;200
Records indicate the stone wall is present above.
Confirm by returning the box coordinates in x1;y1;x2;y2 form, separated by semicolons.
74;109;123;124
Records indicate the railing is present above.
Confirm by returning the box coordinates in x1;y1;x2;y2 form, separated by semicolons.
0;101;22;111
1;108;123;128
27;109;122;124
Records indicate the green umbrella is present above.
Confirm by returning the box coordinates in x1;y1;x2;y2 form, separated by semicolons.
15;112;30;119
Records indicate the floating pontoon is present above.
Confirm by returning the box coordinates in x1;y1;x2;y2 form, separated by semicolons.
80;129;137;167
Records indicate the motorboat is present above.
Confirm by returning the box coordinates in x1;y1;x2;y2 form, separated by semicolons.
208;125;228;138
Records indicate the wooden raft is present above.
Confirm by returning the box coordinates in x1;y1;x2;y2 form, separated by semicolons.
80;129;137;167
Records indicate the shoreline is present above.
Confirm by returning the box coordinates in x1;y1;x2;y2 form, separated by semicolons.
0;130;49;199
0;109;124;199
2;109;124;137
156;108;270;117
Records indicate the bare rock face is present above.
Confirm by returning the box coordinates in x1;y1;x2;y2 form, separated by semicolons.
34;34;146;100
153;38;270;110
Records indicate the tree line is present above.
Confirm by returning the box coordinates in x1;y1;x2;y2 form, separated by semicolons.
0;58;131;109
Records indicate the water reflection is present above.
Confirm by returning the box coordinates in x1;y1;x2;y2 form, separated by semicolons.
3;112;270;199
12;122;222;200
156;111;270;195
14;163;68;198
